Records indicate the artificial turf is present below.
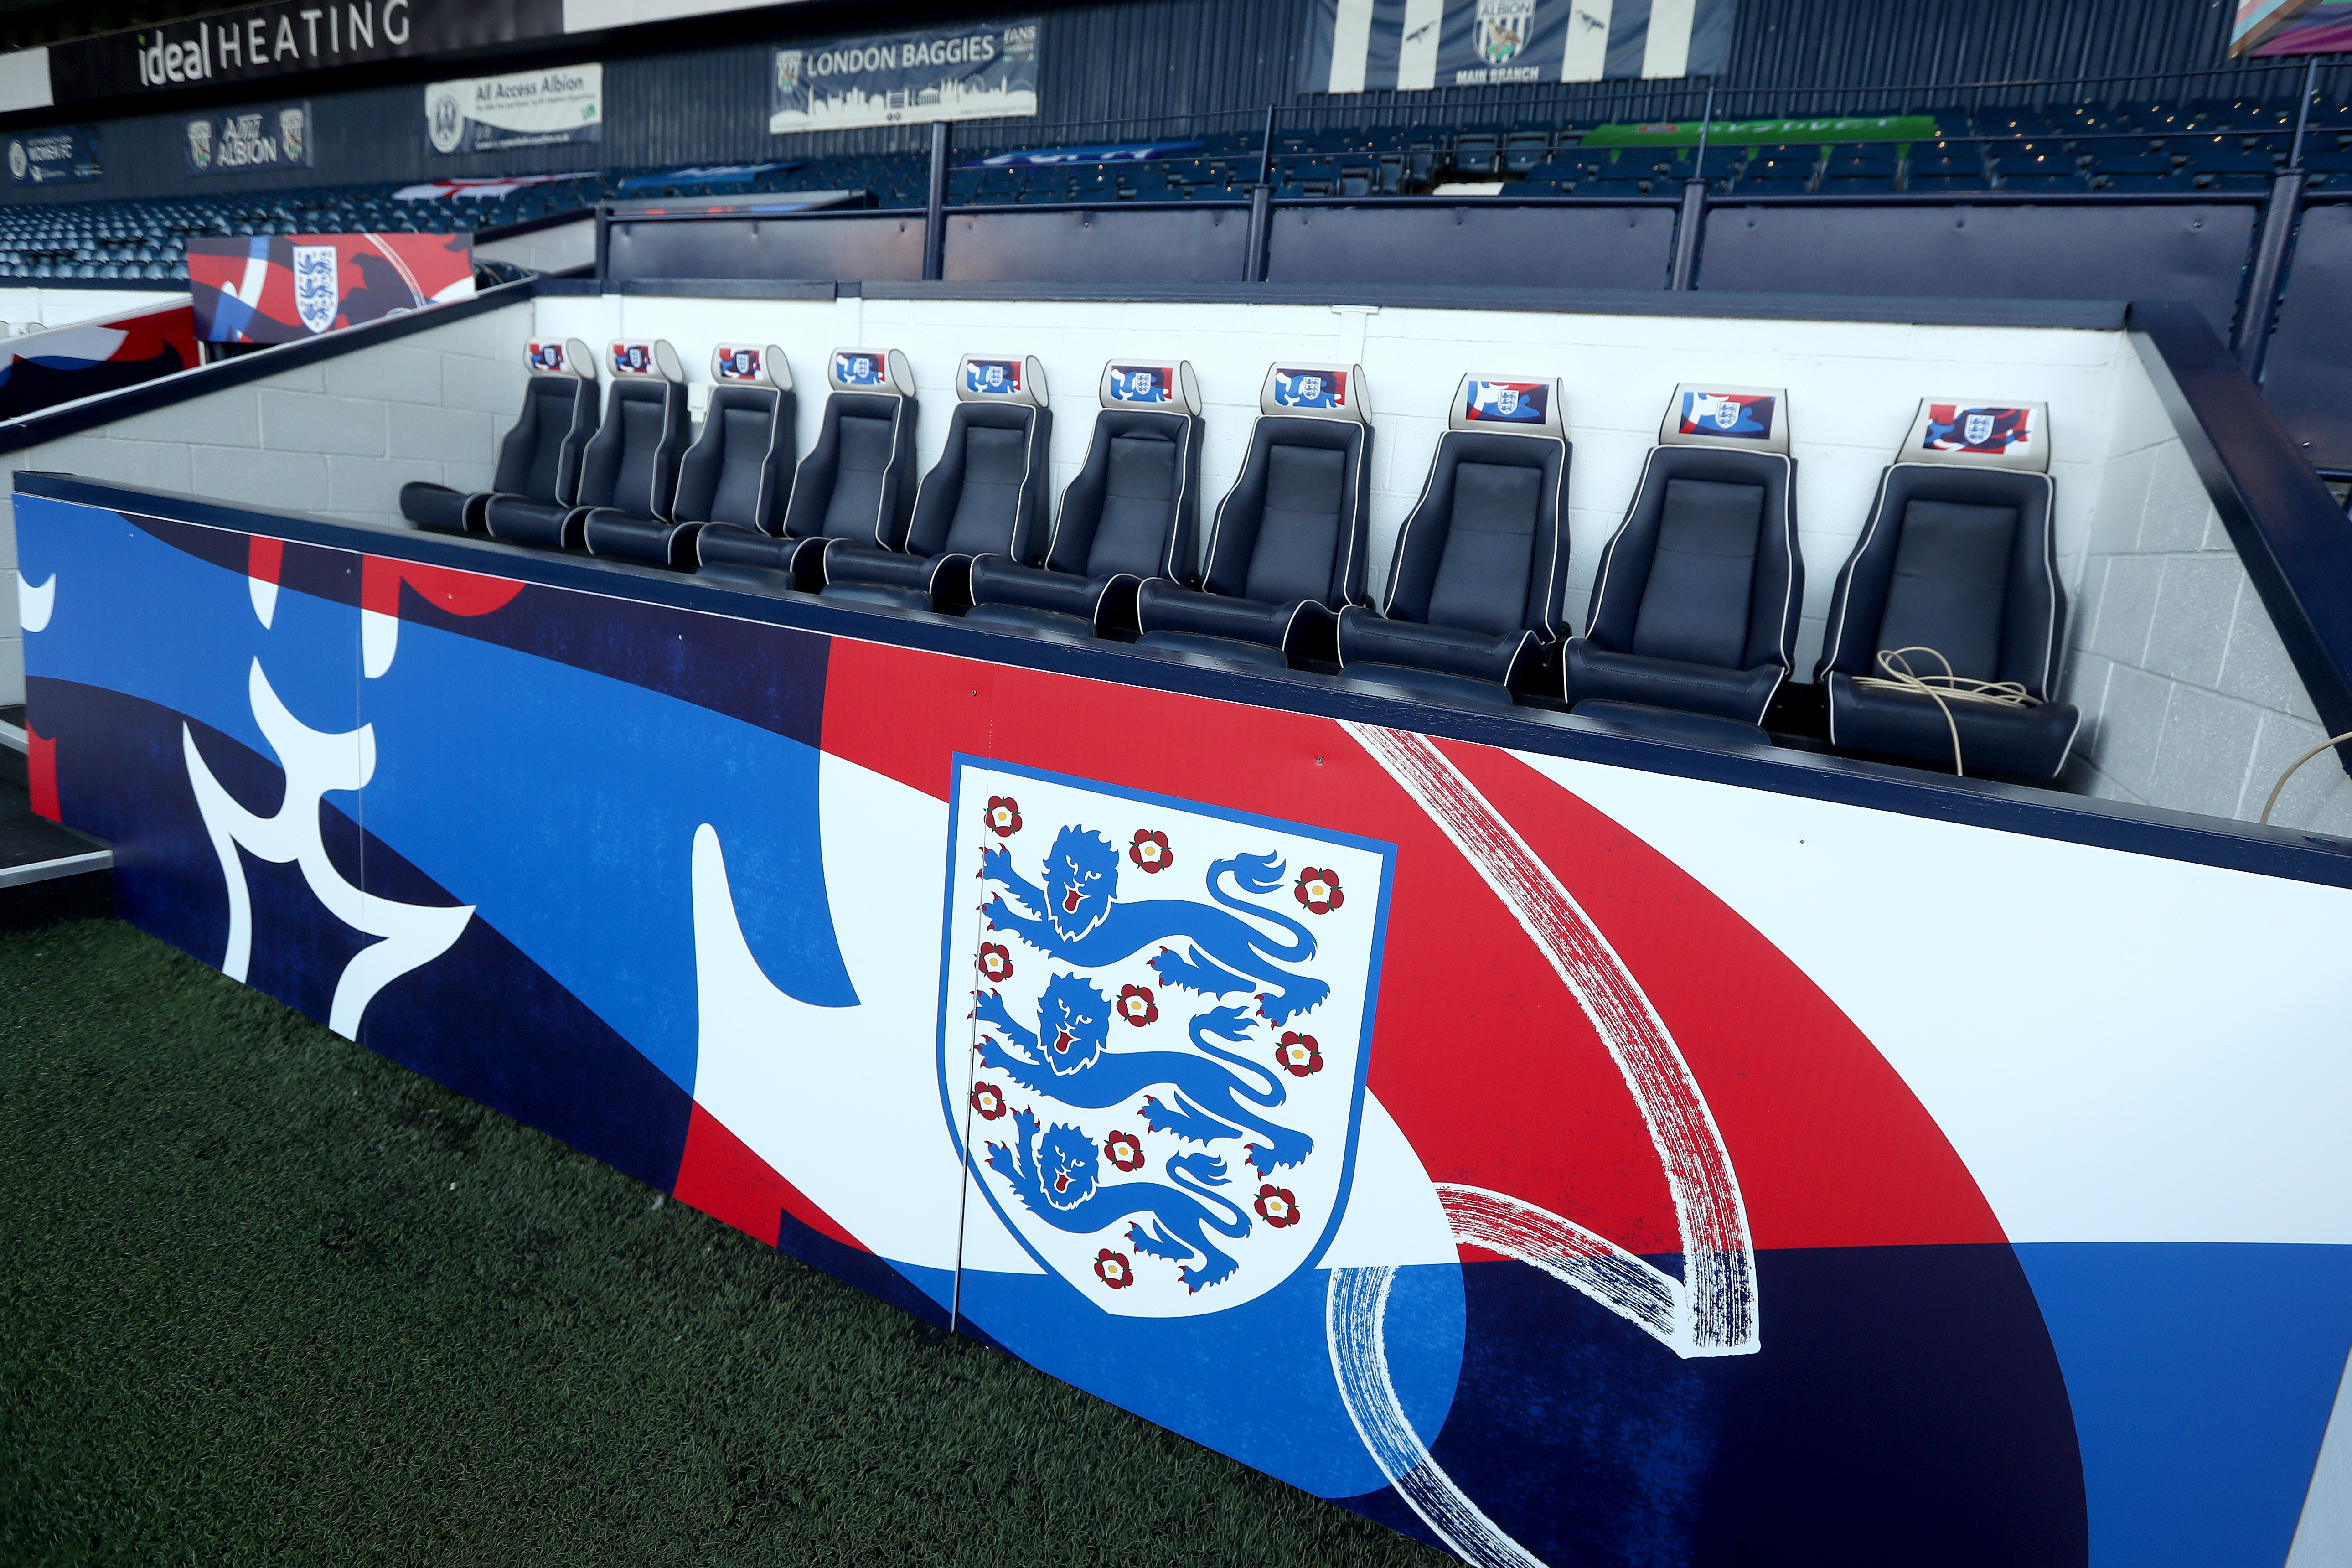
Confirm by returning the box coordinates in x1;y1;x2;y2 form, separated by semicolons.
0;917;1446;1566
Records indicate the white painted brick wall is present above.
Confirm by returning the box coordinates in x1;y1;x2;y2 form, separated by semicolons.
2;300;531;704
2061;362;2352;837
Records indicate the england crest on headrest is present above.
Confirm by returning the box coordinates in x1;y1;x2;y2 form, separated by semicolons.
1902;398;2048;472
1660;383;1789;453
943;759;1391;1318
957;353;1047;407
528;340;588;377
609;339;684;382
830;347;913;396
1453;373;1564;436
713;343;791;390
1261;362;1367;421
1100;360;1201;414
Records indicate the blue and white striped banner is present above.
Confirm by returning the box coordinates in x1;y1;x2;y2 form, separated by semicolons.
1302;0;1736;91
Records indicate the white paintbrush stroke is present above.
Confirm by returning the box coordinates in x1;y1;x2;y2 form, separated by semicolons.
18;569;54;633
362;610;398;678
184;658;473;1039
248;573;278;629
1342;722;1758;1358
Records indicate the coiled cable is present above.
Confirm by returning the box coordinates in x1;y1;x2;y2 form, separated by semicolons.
2260;730;2352;825
1851;646;2042;778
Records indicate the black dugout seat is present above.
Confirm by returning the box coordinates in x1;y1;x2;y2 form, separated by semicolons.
1561;383;1802;727
1816;398;2078;779
697;347;918;592
967;358;1204;638
399;337;595;536
822;353;1053;614
587;344;795;569
1337;373;1570;705
486;339;687;551
1133;362;1373;667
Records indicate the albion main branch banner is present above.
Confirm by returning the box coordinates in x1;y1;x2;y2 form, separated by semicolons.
1303;0;1737;91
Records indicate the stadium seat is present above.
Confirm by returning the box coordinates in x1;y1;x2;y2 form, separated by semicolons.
820;354;1053;615
1335;373;1570;706
1560;384;1801;727
486;340;686;551
1815;398;2078;779
1994;151;2089;191
967;359;1204;637
697;348;918;592
1820;145;1899;193
1904;141;1989;191
586;344;794;569
400;338;596;536
1133;363;1373;667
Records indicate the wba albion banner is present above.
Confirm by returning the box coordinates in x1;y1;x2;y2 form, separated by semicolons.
1302;0;1736;91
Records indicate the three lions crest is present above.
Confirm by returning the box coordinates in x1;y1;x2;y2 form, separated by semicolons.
941;761;1392;1317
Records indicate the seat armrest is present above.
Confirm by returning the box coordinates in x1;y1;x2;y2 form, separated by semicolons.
1137;580;1337;657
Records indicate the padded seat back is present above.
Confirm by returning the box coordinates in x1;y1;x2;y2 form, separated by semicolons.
1202;362;1373;609
1818;398;2061;696
1044;361;1204;583
494;338;597;506
1584;384;1801;675
574;339;687;521
1381;373;1569;639
904;354;1053;563
674;345;794;531
782;347;919;548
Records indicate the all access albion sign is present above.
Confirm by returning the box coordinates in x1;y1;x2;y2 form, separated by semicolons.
45;0;563;104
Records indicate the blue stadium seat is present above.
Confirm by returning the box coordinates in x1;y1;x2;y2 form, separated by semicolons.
822;354;1053;615
969;359;1205;638
588;345;795;570
488;340;686;552
1995;151;2088;191
1337;373;1570;705
697;349;919;592
1561;384;1801;727
1816;398;2076;779
401;338;597;536
1134;362;1372;667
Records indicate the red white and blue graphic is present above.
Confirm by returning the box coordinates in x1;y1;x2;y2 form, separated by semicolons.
1463;378;1549;424
962;358;1022;397
833;350;888;387
1108;365;1177;404
0;304;200;422
716;346;766;383
1273;367;1348;410
610;342;656;377
186;232;475;344
946;760;1389;1313
1924;402;2036;457
17;482;2352;1568
1677;389;1776;438
527;340;573;374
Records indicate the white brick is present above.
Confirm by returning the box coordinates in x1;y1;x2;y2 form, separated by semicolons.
2140;554;2242;689
113;387;259;448
2217;581;2320;724
327;455;439;519
388;403;494;465
326;344;443;405
2088;554;2161;667
0;632;19;706
81;441;194;496
2138;441;2211;553
2242;714;2352;836
189;446;327;510
2094;662;2172;798
2146;684;2262;820
260;389;388;457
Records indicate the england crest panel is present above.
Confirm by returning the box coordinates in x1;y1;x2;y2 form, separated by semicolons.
940;757;1394;1317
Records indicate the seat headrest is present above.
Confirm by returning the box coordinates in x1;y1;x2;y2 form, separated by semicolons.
1659;383;1789;455
957;353;1048;408
1098;359;1202;415
609;339;685;383
1260;362;1369;422
829;347;914;397
527;339;593;378
1900;398;2050;473
713;343;791;391
1451;373;1566;437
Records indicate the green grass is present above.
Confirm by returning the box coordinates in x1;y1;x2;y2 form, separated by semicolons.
0;918;1442;1567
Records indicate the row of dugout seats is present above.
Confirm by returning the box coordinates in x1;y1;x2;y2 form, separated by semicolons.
403;344;2077;782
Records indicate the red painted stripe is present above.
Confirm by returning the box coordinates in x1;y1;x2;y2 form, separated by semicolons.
673;1101;868;1253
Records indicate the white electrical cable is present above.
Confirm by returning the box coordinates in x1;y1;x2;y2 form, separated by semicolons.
1851;646;2042;778
2260;729;2352;825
